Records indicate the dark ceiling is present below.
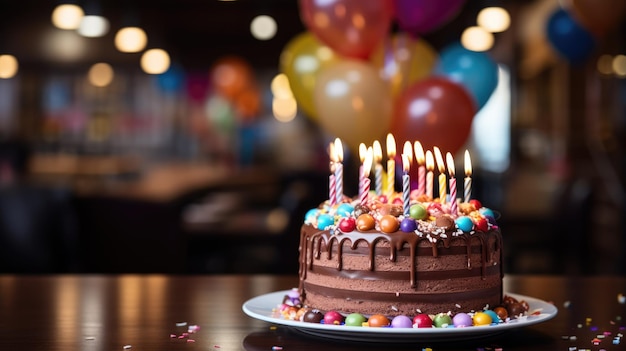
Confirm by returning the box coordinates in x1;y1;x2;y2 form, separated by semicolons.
0;0;520;73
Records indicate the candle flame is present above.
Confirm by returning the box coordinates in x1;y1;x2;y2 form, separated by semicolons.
373;140;382;162
386;133;396;158
414;141;425;164
425;150;434;171
334;138;343;162
363;147;373;177
433;147;445;173
402;141;413;163
328;142;335;162
446;152;455;177
402;153;410;173
359;143;367;162
464;150;472;176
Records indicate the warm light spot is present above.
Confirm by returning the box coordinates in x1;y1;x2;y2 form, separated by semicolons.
597;54;614;75
250;15;277;40
52;4;84;30
351;96;364;111
140;49;170;74
313;12;329;28
273;96;297;122
0;55;19;79
613;55;626;77
461;26;494;52
114;27;147;53
87;62;114;87
78;15;109;37
271;73;293;99
477;7;511;33
352;14;365;29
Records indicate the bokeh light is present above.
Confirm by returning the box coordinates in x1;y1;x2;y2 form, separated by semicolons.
114;27;148;53
477;7;511;33
613;55;626;77
250;15;277;40
87;62;114;87
0;55;19;79
51;4;84;30
461;26;494;52
597;54;614;75
140;49;171;74
78;15;109;38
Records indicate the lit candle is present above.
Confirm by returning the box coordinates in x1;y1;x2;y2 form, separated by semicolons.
402;153;411;216
360;147;373;205
373;140;383;196
425;150;434;199
414;141;425;196
334;138;344;204
434;147;446;204
328;142;336;206
358;143;367;199
386;133;396;197
464;150;472;203
446;152;457;216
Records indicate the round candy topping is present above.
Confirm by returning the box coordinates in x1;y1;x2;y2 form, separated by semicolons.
472;311;493;326
391;197;403;206
338;217;356;232
304;208;319;223
452;312;473;327
493;306;508;320
379;214;400;233
469;199;482;209
323;311;344;325
507;302;526;318
303;310;324;323
455;216;474;232
367;314;390;327
336;203;354;217
316;214;334;230
473;217;488;232
400;218;417;232
435;214;455;230
353;204;370;217
433;313;453;328
479;207;495;219
482;309;500;324
409;204;428;220
355;213;375;231
412;313;433;328
391;315;413;328
344;313;367;327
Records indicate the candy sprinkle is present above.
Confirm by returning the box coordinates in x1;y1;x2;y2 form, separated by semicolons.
123;346;132;350
618;293;625;304
271;346;283;350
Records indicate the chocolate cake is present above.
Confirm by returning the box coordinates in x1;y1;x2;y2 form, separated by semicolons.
298;197;503;317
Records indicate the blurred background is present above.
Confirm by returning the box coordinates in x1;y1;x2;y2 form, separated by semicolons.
0;0;624;275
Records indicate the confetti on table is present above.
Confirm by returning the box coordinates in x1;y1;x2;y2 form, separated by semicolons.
123;345;132;350
618;293;625;304
271;346;283;350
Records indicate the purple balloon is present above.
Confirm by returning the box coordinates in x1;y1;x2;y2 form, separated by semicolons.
394;0;466;35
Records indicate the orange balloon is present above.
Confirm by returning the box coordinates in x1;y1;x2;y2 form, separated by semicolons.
390;77;476;155
234;87;261;122
370;34;438;97
210;56;254;101
314;59;392;152
569;0;626;37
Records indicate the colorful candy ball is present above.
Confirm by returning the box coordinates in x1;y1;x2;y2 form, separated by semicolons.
344;313;367;326
356;213;376;231
391;315;413;328
482;309;501;324
323;311;344;325
379;214;399;233
316;214;334;230
472;311;493;326
304;208;319;223
302;310;324;323
452;313;473;327
367;314;390;327
409;204;428;220
400;218;417;232
336;203;354;217
433;313;453;328
455;216;474;232
338;217;356;232
412;313;433;328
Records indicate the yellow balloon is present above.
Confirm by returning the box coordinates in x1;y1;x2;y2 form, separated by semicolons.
313;59;392;153
370;34;438;97
280;32;341;121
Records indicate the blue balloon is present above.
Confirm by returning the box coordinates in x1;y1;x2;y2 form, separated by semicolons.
546;8;596;64
434;43;498;109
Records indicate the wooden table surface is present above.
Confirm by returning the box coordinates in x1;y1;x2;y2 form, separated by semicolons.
0;274;624;350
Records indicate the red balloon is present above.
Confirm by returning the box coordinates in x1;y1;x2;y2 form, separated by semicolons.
299;0;395;59
390;77;476;155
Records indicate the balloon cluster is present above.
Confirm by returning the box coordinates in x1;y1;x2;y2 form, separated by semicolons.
281;0;500;155
546;0;626;64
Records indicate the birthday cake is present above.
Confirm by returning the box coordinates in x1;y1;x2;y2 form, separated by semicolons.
296;141;504;319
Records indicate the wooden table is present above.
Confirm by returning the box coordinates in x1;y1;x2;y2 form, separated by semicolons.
0;275;624;350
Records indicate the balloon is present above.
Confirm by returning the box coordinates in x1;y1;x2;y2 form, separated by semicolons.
279;32;341;120
434;42;498;109
569;0;626;37
314;59;392;152
209;56;255;101
299;0;395;59
155;64;185;93
370;33;438;97
390;77;476;155
205;95;236;134
546;8;596;64
186;73;210;103
394;0;466;35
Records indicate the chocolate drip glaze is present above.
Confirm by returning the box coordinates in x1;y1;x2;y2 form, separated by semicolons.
298;224;502;294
